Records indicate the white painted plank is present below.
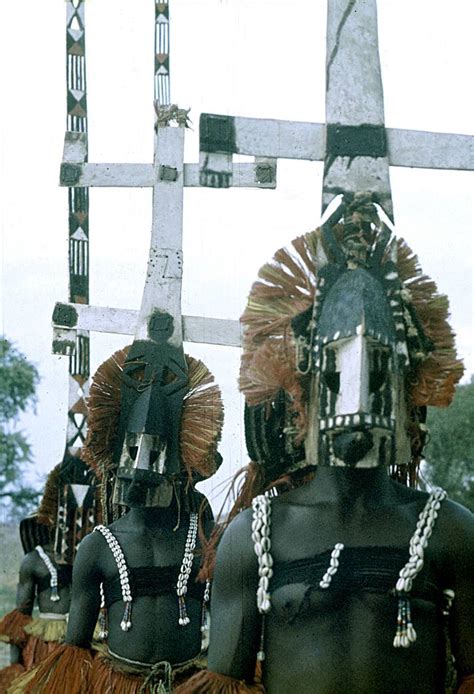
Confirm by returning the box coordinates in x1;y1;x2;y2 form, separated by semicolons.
137;126;186;345
60;162;277;188
234;116;326;161
234;119;474;171
59;125;474;189
387;129;474;171
72;163;154;186
183;315;242;347
52;303;242;347
326;0;385;125
63;132;88;163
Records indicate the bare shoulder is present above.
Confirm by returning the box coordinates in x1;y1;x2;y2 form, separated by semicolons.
215;508;256;576
19;550;39;577
74;528;106;571
438;497;474;544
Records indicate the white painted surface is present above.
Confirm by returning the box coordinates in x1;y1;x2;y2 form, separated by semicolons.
63;132;88;163
52;303;242;347
65;161;277;188
135;125;186;345
335;335;369;415
326;0;385;125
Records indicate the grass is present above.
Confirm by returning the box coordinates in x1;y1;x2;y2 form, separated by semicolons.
0;524;23;668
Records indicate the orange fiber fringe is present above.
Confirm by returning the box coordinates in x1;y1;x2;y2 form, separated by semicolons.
8;644;93;694
0;664;25;690
21;635;64;670
89;649;205;692
83;348;224;484
0;609;32;647
37;463;62;526
89;655;151;693
238;226;463;487
241;229;462;416
174;670;266;693
457;674;474;694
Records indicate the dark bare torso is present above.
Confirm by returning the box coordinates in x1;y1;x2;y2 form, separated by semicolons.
16;548;71;615
208;468;474;693
67;507;210;664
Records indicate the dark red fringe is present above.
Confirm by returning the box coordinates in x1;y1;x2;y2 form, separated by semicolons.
0;664;25;690
21;635;64;670
10;643;93;694
457;674;474;694
0;609;32;647
174;669;266;693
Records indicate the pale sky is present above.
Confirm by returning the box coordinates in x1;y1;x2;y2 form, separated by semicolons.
1;0;473;513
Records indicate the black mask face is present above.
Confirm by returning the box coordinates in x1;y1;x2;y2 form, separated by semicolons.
314;266;397;467
114;311;189;508
293;201;431;470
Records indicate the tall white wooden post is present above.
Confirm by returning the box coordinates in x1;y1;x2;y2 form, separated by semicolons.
53;0;474;373
323;0;393;218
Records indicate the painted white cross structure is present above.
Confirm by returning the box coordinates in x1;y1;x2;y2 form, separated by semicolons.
52;0;474;358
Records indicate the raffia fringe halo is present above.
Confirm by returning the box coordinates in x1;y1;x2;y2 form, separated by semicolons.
37;463;62;527
82;347;224;483
240;227;463;421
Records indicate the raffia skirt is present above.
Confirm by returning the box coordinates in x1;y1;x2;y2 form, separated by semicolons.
0;610;67;689
6;641;207;694
90;642;207;693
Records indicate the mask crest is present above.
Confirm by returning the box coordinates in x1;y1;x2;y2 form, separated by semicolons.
240;193;463;484
83;344;224;522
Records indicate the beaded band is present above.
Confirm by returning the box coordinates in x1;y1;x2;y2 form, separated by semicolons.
98;582;108;639
177;512;198;626
319;543;344;589
392;488;447;648
250;488;450;656
252;492;274;663
201;579;211;634
252;492;273;615
94;525;133;631
35;545;60;602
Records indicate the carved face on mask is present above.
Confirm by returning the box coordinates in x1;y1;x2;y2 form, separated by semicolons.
83;326;224;521
314;264;402;467
240;195;463;484
113;311;189;508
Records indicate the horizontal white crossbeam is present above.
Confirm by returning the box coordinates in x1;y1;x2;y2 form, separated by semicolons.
59;162;277;188
232;116;474;170
61;122;473;191
52;303;242;350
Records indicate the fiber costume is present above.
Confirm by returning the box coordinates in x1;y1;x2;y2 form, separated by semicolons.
180;197;470;693
0;459;99;691
15;334;224;694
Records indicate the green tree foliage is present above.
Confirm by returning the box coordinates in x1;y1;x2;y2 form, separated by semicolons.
425;381;474;511
0;338;41;519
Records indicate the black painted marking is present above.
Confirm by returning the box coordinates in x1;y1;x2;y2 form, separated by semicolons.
255;163;275;184
53;302;78;327
326;0;357;90
60;162;82;186
326;124;387;160
199;157;232;189
160;165;178;182
52;339;75;356
200;113;237;154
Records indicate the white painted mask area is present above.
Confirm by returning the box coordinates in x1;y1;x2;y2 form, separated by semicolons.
318;334;396;467
321;334;393;426
334;333;369;416
69;483;90;508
